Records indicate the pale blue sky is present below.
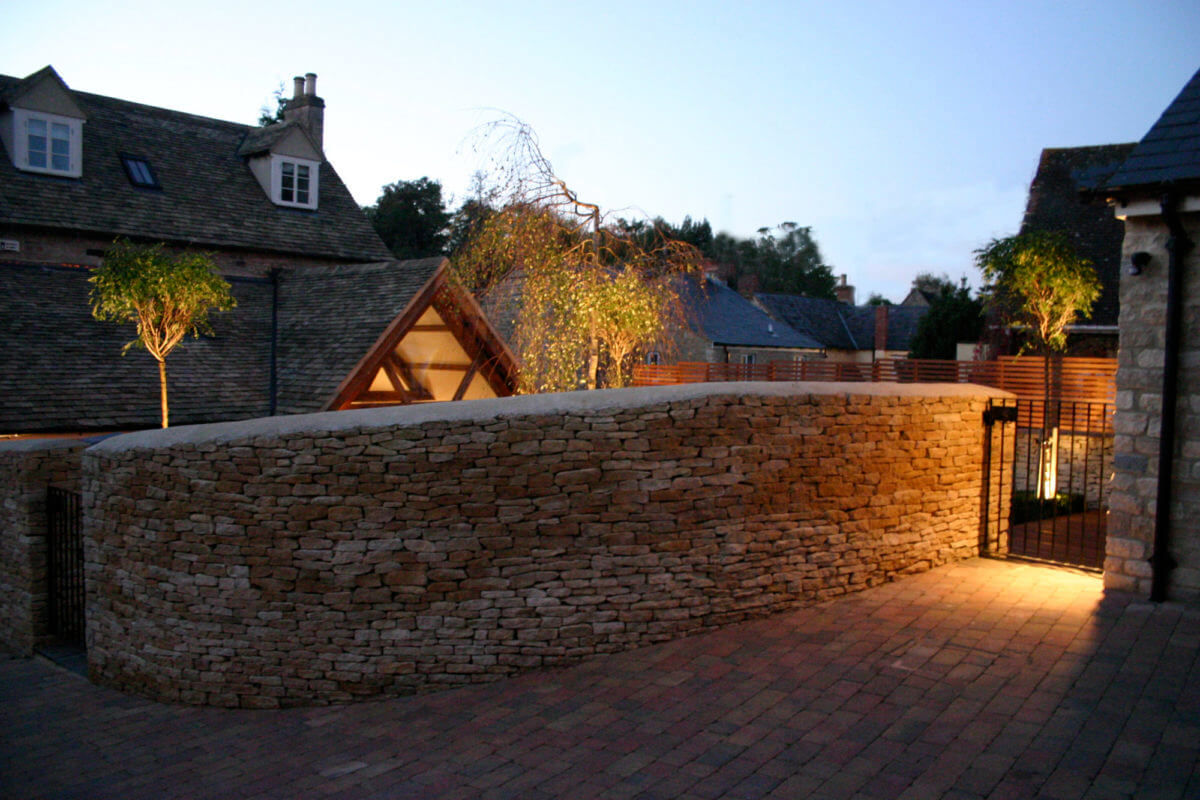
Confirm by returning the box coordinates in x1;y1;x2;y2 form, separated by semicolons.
5;0;1198;300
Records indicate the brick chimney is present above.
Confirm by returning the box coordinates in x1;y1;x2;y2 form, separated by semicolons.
283;72;325;153
874;304;889;353
834;274;855;305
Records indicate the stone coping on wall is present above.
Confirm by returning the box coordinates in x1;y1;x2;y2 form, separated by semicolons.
89;380;1014;453
0;437;92;455
84;381;1014;706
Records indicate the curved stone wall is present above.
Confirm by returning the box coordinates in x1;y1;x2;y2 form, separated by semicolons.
83;382;1008;707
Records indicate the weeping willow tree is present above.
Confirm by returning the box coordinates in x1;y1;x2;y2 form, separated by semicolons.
452;116;702;393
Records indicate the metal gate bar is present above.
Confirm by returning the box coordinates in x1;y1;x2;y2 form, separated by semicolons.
47;486;85;645
983;398;1112;570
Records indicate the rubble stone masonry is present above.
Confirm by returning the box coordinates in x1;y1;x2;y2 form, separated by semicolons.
0;439;85;654
1107;212;1200;599
83;382;1007;707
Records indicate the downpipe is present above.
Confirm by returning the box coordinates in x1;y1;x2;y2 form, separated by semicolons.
1150;191;1194;602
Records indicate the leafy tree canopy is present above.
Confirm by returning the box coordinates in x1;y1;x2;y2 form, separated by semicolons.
258;82;287;127
866;293;892;306
364;177;452;259
908;278;983;359
703;223;835;298
89;240;235;427
975;231;1100;353
451;115;703;393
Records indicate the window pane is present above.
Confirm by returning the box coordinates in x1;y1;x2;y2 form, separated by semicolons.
28;119;46;135
51;122;70;140
296;165;309;203
29;150;47;168
52;153;70;171
280;162;294;201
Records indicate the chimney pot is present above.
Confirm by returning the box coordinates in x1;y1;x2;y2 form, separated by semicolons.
292;76;305;99
282;71;326;152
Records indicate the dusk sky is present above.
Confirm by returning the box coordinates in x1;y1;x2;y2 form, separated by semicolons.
5;1;1198;301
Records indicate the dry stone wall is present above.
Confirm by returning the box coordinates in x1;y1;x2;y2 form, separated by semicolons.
0;439;85;654
84;382;1007;707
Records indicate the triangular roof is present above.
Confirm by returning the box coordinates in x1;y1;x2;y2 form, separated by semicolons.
755;293;928;353
0;65;86;119
1019;145;1135;327
1101;67;1200;192
0;258;516;434
0;69;390;263
680;277;823;350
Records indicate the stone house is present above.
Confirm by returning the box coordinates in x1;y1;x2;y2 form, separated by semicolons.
0;66;516;435
665;275;824;364
754;293;926;363
1093;66;1200;601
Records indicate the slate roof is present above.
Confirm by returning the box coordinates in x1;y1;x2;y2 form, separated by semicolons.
0;262;272;433
275;258;443;415
1;258;445;434
0;71;391;262
755;294;927;353
679;277;822;350
1101;67;1200;191
1019;145;1135;328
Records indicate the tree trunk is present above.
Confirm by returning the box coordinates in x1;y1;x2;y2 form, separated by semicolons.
586;323;599;390
158;358;169;428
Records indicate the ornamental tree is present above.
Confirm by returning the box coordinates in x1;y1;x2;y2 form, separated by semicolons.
89;240;236;428
974;231;1100;355
975;231;1100;497
452;116;702;393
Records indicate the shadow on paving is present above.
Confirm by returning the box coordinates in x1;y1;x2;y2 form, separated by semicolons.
2;557;1199;799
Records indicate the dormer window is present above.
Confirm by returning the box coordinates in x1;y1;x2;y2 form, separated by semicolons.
272;155;319;209
11;109;82;177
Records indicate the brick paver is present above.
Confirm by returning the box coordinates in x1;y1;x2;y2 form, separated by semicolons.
3;558;1198;799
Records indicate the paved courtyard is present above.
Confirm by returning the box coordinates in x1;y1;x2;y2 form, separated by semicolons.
2;558;1198;799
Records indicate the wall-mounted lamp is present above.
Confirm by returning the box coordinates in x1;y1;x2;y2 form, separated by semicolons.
1129;251;1152;276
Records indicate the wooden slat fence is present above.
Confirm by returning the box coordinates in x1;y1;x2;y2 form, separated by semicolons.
632;356;1117;405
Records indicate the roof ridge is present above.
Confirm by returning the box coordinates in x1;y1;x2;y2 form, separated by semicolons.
73;88;256;132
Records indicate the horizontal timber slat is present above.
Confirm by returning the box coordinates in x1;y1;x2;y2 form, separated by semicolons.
632;356;1116;405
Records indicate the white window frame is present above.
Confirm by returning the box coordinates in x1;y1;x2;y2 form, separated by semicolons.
12;108;82;177
270;155;320;209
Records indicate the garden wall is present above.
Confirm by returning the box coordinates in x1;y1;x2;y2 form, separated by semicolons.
84;382;1009;707
0;439;85;654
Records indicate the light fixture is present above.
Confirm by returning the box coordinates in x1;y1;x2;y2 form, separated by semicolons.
1129;251;1152;276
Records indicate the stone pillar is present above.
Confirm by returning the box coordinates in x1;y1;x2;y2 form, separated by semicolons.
1106;211;1200;599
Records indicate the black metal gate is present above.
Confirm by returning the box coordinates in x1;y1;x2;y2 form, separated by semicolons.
982;398;1112;570
47;486;85;645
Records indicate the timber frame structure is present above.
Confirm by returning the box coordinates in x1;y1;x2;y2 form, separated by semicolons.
331;262;518;409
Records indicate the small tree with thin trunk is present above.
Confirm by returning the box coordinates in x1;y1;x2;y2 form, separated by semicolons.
976;231;1100;497
89;240;235;428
